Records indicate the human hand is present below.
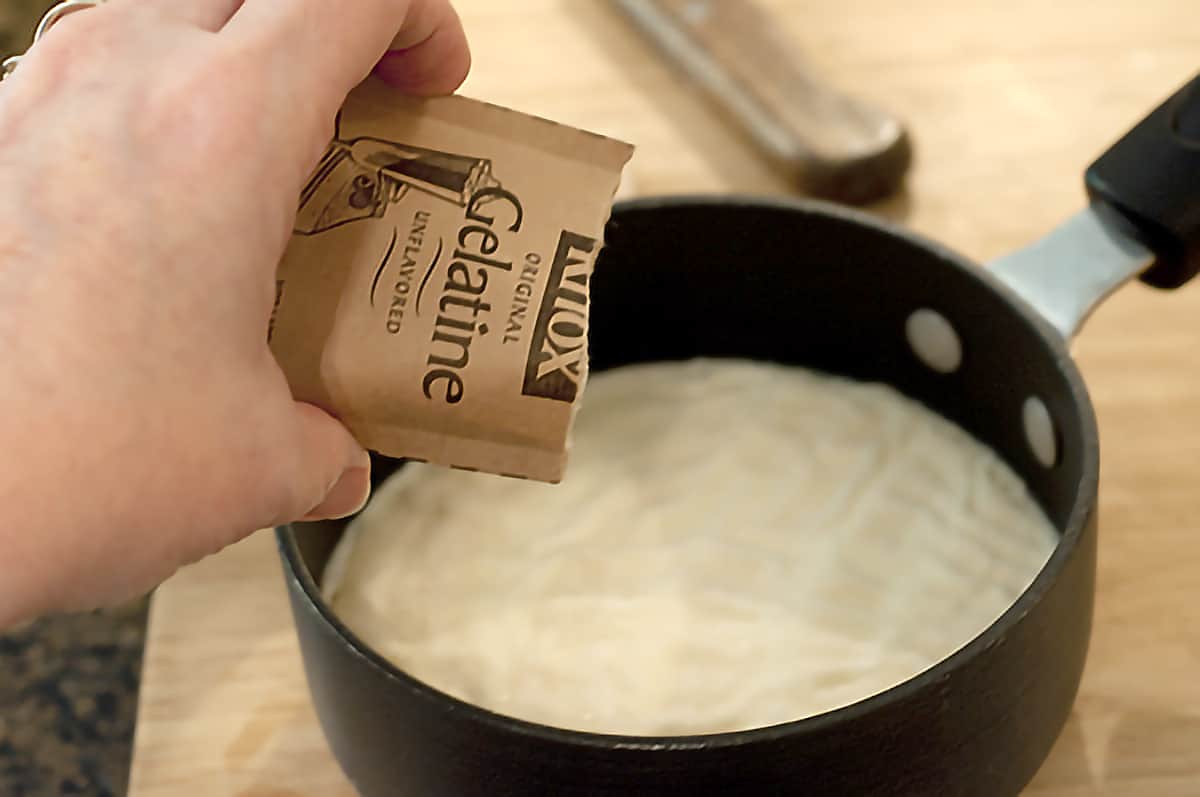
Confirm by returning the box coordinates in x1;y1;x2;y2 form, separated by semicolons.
0;0;470;626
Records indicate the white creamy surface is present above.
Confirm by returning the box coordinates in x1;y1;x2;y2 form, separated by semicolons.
323;359;1058;736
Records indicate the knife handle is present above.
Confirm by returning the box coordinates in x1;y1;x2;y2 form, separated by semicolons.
613;0;911;204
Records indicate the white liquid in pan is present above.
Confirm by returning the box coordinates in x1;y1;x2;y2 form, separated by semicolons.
323;359;1058;736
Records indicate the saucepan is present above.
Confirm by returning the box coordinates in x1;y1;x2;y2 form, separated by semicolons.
276;72;1200;795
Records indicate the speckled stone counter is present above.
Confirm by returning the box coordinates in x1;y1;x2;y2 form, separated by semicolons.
0;7;149;797
1;602;148;796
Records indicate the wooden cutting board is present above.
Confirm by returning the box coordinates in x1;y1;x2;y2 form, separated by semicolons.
129;1;1200;794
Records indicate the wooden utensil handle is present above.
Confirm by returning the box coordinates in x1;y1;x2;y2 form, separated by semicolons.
614;0;911;203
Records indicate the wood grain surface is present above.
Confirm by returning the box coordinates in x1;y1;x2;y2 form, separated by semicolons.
130;1;1200;794
612;0;911;201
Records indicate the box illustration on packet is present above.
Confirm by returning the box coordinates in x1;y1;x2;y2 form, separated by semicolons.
295;114;501;236
269;79;634;482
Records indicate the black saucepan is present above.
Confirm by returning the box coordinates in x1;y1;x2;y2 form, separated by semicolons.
275;73;1200;796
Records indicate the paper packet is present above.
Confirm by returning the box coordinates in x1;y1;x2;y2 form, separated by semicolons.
268;79;634;482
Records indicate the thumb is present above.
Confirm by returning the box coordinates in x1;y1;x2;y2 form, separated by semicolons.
272;402;372;525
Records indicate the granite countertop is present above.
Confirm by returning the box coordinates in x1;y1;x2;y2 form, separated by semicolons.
1;5;149;797
1;603;148;796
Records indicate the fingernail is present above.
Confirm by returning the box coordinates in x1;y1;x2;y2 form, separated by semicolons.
374;52;418;88
373;52;453;97
303;465;372;522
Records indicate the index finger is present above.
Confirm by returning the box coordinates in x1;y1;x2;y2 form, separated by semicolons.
225;0;470;107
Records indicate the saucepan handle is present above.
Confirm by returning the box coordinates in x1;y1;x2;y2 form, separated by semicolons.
988;72;1200;340
1086;71;1200;290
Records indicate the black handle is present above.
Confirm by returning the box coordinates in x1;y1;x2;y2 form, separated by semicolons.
1085;71;1200;289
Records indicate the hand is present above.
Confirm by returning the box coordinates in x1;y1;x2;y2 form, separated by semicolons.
0;0;470;626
